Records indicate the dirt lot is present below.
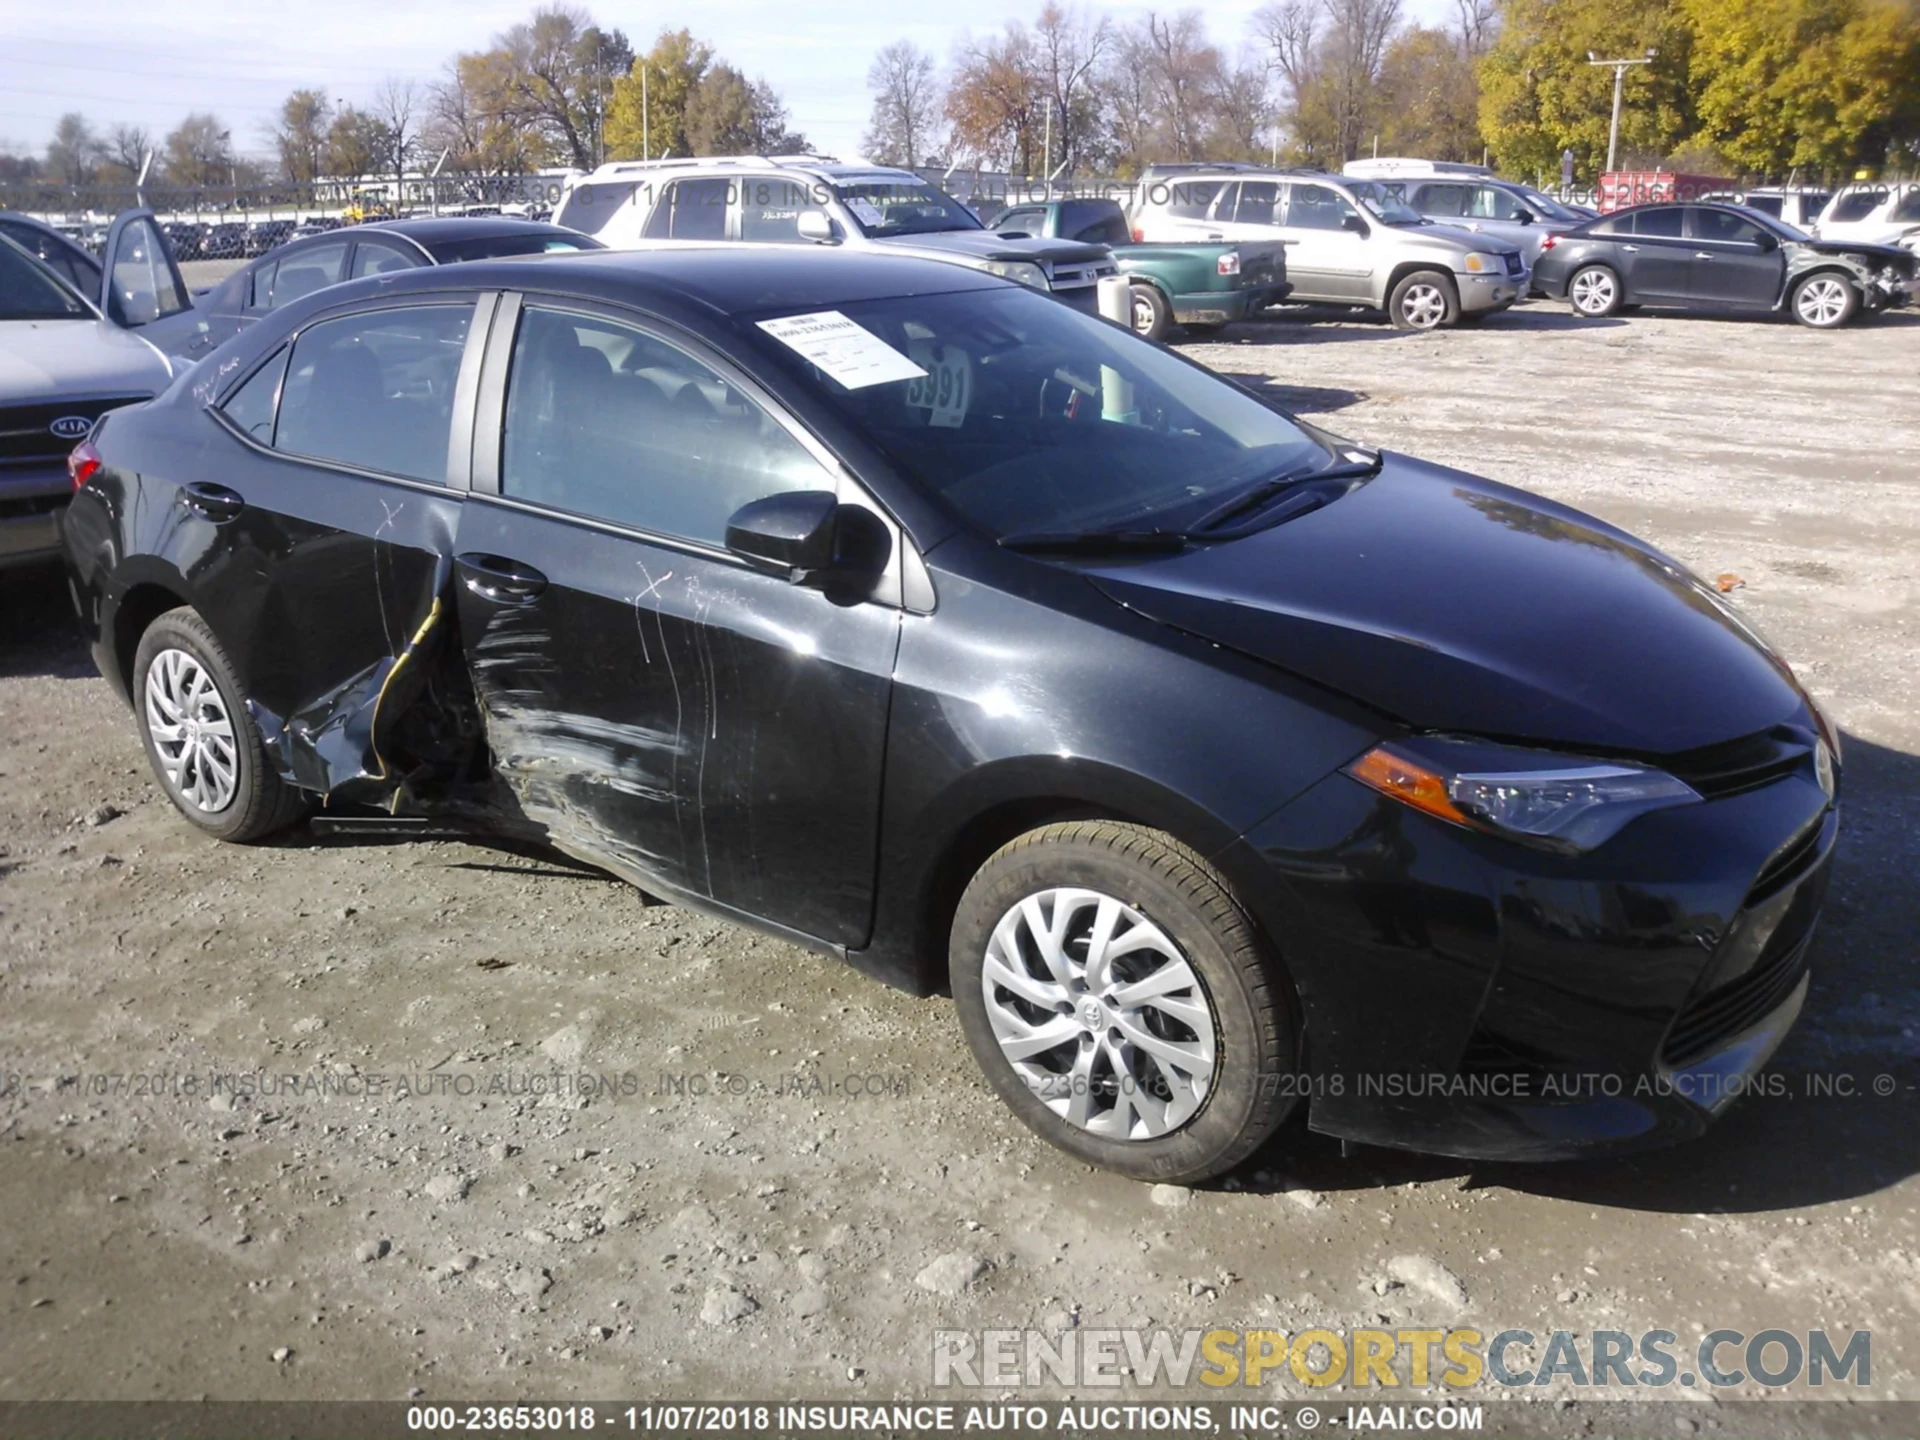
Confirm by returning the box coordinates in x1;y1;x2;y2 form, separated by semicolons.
3;301;1918;1417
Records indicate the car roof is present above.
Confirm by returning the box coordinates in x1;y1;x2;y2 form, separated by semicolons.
276;246;1004;325
366;216;585;242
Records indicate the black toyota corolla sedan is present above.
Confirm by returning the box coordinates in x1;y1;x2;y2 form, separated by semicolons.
1534;200;1915;326
61;250;1839;1183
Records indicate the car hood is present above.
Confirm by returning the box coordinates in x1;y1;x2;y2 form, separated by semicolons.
877;230;1111;268
1082;455;1805;756
1792;238;1915;270
0;318;174;403
1384;221;1523;258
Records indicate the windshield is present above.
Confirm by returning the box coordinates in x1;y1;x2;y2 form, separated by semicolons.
1346;181;1425;226
0;236;92;321
834;180;983;238
745;286;1327;540
1516;186;1581;221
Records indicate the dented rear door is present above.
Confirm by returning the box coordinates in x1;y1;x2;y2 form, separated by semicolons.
454;296;900;948
184;294;488;796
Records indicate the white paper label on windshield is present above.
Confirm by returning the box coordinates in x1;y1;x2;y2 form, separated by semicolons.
757;311;926;390
847;200;885;228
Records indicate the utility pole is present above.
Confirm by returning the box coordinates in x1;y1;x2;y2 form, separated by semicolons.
641;64;650;162
1586;48;1657;173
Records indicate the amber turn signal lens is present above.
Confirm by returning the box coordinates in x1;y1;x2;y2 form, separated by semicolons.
1345;746;1473;828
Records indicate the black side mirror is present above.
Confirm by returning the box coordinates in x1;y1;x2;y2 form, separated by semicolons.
1342;213;1369;235
1515;210;1535;225
1754;231;1779;252
725;490;839;580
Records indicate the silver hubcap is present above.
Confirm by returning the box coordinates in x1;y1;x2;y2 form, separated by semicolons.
1797;277;1848;325
1131;294;1156;333
1401;284;1447;328
1572;269;1614;313
981;888;1217;1140
145;648;238;813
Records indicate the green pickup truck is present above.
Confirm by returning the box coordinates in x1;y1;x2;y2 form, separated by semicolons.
986;196;1290;340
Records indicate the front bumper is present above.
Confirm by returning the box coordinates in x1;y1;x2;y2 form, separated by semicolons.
0;462;70;571
1459;268;1527;312
1231;718;1836;1161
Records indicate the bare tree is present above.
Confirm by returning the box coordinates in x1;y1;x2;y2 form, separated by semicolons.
103;122;154;181
371;77;422;181
1033;2;1111;174
1452;0;1498;57
1256;0;1402;161
46;112;102;188
864;40;942;166
1140;11;1224;161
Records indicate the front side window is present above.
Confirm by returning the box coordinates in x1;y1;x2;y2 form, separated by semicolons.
745;286;1326;541
106;216;189;326
1287;184;1364;230
273;303;473;482
737;180;818;243
1414;183;1469;217
351;242;418;278
1690;209;1766;245
643;178;733;241
1471;186;1530;221
500;306;834;547
266;241;348;308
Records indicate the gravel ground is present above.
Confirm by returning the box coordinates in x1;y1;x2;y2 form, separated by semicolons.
3;301;1918;1415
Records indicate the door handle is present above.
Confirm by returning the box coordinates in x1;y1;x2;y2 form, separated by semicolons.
1693;252;1714;260
180;481;244;522
1621;244;1640;252
456;552;548;602
1206;233;1224;240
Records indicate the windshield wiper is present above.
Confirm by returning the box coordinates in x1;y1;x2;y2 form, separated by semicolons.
998;528;1194;555
1191;451;1383;534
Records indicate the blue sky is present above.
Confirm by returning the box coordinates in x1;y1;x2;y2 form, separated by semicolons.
2;0;1454;165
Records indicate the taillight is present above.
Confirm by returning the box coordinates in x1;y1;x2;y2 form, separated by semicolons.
68;440;102;492
1539;233;1560;251
1217;252;1241;276
1130;226;1144;243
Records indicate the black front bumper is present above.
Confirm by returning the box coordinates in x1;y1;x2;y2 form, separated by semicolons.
1233;719;1836;1161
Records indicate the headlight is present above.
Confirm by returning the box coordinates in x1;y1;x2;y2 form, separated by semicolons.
1461;252;1501;274
1346;739;1700;852
982;259;1049;290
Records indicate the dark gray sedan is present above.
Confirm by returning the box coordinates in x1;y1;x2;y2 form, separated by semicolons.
1534;201;1916;327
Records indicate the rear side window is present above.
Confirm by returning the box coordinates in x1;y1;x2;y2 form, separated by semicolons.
1413;183;1469;217
1633;207;1684;238
500;305;834;547
220;346;290;443
554;181;637;237
273;303;473;482
642;178;732;240
1164;181;1226;219
1233;183;1280;225
1285;184;1360;230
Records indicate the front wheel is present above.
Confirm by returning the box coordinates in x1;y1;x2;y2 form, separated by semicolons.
1568;264;1623;317
1388;270;1459;330
1790;273;1859;328
133;606;308;843
950;821;1299;1183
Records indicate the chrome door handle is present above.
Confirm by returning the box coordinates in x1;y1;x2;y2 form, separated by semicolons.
1694;252;1713;260
1621;244;1639;252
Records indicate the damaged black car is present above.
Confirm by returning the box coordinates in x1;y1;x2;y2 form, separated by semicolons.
63;250;1839;1183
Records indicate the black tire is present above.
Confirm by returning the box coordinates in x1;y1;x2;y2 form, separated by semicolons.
1129;282;1171;342
1789;272;1859;329
1387;269;1460;330
1567;264;1623;317
132;606;307;843
950;821;1299;1184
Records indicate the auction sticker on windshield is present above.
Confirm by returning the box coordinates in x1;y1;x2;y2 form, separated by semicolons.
758;311;927;389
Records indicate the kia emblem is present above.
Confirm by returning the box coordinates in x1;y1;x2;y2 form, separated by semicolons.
49;415;92;440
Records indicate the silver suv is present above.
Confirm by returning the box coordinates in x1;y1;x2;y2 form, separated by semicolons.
556;157;1118;311
1131;167;1527;329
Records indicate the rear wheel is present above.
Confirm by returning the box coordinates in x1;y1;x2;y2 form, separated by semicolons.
1790;273;1858;328
1568;264;1622;317
1388;270;1459;330
133;607;307;843
950;821;1299;1184
1128;283;1171;342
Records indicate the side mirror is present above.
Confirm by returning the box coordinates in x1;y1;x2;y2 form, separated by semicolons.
797;210;838;244
1342;213;1369;235
1753;231;1779;252
1515;210;1535;225
725;490;839;579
